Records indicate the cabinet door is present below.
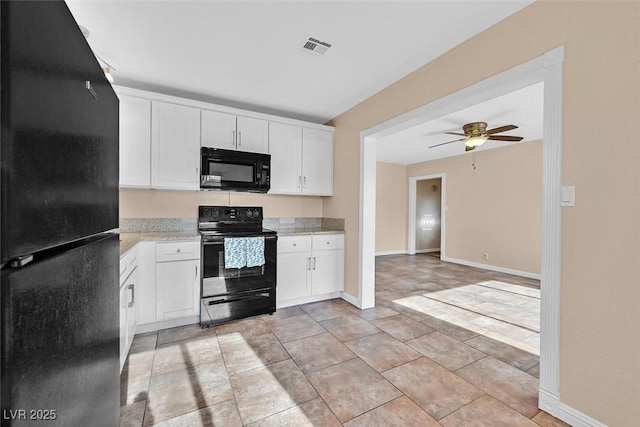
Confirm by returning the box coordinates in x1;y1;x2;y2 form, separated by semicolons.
311;250;344;295
201;109;237;150
276;251;311;303
302;128;333;195
268;122;302;194
151;101;201;190
119;284;128;371
156;259;200;320
125;269;137;351
119;95;151;187
237;116;269;154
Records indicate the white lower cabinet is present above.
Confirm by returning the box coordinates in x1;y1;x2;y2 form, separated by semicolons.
155;241;200;321
276;234;344;307
119;247;138;372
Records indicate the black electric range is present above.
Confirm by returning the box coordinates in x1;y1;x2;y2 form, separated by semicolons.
198;206;277;326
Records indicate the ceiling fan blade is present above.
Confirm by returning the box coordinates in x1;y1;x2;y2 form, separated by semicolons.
444;132;466;136
428;138;464;148
465;145;475;152
486;124;518;135
488;135;524;142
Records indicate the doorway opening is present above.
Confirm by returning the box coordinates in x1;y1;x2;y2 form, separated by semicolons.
358;47;565;415
408;174;445;258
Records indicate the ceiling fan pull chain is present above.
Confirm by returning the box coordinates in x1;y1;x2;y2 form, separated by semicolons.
472;151;477;170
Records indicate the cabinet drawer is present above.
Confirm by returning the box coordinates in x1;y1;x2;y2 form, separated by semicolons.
277;236;311;254
156;241;200;262
312;234;344;251
120;246;138;280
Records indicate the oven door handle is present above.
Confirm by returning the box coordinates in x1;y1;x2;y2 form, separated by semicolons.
206;292;271;305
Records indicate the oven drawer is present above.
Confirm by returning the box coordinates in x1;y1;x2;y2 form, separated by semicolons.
277;235;311;253
156;241;200;262
200;288;275;326
312;234;344;251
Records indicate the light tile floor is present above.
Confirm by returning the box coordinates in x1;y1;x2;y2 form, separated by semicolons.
120;254;568;426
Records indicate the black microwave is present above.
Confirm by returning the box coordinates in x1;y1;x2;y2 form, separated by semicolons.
200;147;270;193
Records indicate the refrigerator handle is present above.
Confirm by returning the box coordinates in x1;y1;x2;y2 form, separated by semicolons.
85;81;97;100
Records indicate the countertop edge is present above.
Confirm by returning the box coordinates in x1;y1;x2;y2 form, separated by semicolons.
271;229;345;236
120;232;200;256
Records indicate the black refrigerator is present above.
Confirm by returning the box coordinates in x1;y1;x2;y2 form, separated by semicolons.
0;1;120;426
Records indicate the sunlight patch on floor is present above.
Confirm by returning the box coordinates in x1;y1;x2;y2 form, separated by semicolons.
392;281;540;355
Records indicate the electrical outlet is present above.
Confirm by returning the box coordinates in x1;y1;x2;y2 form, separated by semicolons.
483;253;488;260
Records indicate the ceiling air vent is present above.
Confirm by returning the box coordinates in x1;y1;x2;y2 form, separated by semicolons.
301;37;332;56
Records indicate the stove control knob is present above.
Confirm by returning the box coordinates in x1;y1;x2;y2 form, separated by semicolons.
245;209;251;218
212;208;220;217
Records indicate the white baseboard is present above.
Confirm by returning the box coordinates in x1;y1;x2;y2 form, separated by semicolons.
416;248;440;254
539;388;606;427
276;292;342;309
375;250;407;256
340;291;360;308
441;256;541;280
135;315;200;335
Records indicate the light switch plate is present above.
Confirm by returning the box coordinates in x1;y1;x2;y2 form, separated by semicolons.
561;186;575;207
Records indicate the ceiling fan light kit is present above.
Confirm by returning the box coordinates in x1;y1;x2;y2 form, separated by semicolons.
464;135;488;147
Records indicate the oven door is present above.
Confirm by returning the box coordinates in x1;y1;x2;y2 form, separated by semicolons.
201;235;277;298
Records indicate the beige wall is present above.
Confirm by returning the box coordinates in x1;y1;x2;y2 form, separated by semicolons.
324;1;640;424
415;178;441;252
120;189;323;219
409;142;541;274
375;162;407;253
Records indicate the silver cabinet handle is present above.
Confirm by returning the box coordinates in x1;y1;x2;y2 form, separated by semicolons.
307;257;311;270
195;265;198;280
298;176;302;190
196;167;199;185
177;248;181;253
232;130;237;148
127;284;135;307
313;257;316;270
303;176;306;188
238;131;242;147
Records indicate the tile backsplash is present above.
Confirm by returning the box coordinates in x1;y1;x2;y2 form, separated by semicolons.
119;218;197;233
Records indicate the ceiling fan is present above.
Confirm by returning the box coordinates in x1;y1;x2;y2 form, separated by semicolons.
429;122;523;152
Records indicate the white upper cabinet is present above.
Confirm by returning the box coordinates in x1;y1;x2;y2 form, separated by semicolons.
302;128;333;196
119;95;151;187
151;101;201;190
201;110;268;154
237;116;269;153
269;123;333;196
268;122;302;194
116;86;333;192
201;109;236;150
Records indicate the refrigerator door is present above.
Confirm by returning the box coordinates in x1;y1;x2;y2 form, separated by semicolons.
1;233;120;427
0;1;119;264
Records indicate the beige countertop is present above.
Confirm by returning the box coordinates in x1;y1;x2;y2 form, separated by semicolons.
120;231;200;256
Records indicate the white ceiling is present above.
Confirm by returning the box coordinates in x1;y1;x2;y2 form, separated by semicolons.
66;0;534;124
376;82;544;165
